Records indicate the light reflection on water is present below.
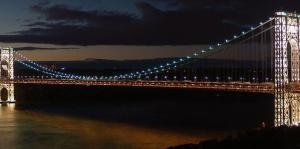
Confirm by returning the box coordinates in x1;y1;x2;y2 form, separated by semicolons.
0;104;223;149
0;104;17;149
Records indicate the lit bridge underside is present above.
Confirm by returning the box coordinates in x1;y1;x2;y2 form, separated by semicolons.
2;79;275;94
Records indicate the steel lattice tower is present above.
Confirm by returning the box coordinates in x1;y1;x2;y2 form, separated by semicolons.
0;48;14;103
274;12;300;126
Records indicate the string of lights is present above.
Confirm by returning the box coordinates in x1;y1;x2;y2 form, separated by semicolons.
14;58;69;79
13;17;274;81
109;17;274;80
14;51;94;80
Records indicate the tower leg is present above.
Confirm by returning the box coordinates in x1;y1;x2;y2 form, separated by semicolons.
273;12;300;127
289;93;300;125
7;84;14;103
275;90;300;126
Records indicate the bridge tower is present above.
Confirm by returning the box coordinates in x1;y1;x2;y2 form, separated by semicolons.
0;48;14;103
274;12;300;126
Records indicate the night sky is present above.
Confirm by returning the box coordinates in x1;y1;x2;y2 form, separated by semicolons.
0;0;298;61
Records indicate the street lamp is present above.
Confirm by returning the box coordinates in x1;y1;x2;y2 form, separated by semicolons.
204;76;208;82
227;76;232;81
240;77;244;82
194;76;197;82
265;77;269;82
216;76;220;82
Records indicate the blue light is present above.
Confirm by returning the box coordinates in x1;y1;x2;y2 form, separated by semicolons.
13;16;270;81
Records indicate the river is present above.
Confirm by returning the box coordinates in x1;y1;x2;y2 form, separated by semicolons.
0;103;227;149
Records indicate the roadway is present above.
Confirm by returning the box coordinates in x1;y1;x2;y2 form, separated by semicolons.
0;79;275;94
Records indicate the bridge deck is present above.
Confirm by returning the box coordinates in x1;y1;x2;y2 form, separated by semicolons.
1;79;275;94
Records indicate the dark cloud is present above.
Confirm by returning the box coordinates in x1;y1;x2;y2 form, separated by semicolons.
0;0;300;45
30;4;134;25
14;46;78;51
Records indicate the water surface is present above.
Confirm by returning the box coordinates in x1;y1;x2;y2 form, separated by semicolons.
0;104;224;149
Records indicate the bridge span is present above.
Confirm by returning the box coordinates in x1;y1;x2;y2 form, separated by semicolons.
3;11;300;126
5;79;274;94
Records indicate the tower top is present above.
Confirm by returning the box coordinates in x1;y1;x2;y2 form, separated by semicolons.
275;11;299;18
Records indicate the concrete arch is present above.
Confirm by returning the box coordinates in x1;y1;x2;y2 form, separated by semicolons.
0;85;14;103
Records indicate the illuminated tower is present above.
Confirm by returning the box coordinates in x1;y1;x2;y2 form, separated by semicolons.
0;48;14;103
274;12;300;126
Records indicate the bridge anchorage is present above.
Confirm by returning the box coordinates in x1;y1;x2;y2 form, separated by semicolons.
0;48;14;103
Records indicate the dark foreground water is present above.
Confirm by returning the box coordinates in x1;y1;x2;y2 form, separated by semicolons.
0;103;227;149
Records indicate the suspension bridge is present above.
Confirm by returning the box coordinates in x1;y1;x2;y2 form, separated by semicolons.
0;11;299;127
